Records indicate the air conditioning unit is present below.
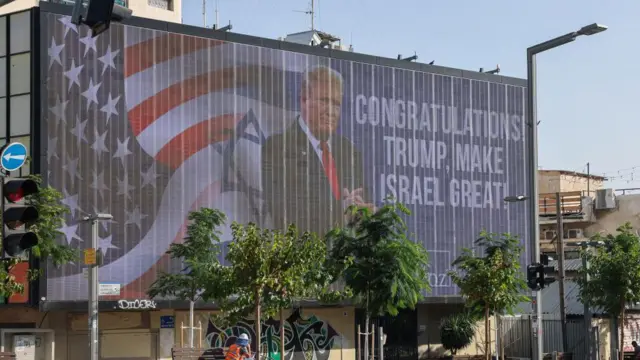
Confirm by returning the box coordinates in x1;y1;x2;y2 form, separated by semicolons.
595;188;616;210
565;228;583;239
544;230;555;240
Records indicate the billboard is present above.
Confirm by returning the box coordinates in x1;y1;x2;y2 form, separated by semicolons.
42;11;530;301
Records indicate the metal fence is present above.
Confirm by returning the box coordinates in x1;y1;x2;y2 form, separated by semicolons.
499;317;590;359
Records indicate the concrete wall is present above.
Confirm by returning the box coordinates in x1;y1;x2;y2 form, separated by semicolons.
416;304;495;358
538;171;604;195
0;0;37;15
587;194;640;236
0;0;181;23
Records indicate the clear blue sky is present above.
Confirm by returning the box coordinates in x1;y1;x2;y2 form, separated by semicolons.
181;0;638;190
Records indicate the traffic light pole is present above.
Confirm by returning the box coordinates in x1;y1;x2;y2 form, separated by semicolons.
88;217;99;360
83;213;112;360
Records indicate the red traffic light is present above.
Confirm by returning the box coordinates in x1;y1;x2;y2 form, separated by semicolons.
3;179;38;203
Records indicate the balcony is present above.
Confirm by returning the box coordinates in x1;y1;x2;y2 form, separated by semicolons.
538;191;594;225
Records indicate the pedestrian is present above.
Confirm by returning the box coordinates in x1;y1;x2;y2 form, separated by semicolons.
225;334;253;360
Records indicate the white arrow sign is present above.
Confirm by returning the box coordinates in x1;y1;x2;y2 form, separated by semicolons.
3;153;26;161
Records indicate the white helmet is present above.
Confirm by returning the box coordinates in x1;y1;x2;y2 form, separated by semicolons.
239;334;249;341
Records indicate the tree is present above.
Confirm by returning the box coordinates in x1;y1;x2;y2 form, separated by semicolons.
210;222;290;360
0;174;78;298
440;312;476;357
147;208;227;346
212;222;340;360
448;231;529;360
261;225;341;360
576;223;640;360
325;203;431;360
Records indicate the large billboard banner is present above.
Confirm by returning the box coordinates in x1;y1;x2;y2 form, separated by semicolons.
43;12;529;301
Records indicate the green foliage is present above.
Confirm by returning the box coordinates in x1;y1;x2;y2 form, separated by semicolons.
260;224;342;311
448;231;530;318
0;174;78;298
325;202;431;317
448;231;528;359
440;312;476;355
576;222;640;318
26;175;77;266
211;223;338;325
147;208;227;302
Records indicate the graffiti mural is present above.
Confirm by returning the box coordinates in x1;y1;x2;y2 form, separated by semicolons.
204;309;341;360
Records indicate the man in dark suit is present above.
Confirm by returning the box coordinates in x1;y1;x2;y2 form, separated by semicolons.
261;65;373;236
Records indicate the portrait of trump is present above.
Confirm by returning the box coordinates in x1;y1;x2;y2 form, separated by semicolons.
261;65;373;236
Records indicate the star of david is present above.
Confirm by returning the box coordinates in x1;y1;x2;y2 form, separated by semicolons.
219;110;266;223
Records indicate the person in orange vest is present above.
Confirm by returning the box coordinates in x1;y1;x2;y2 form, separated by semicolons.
226;333;252;360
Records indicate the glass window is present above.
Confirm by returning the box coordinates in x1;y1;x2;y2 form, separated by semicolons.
0;98;6;139
12;135;30;176
9;94;29;136
148;0;173;11
0;17;6;57
0;57;5;98
9;11;30;54
9;52;29;95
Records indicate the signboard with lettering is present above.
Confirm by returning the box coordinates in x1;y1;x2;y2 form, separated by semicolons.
160;315;175;328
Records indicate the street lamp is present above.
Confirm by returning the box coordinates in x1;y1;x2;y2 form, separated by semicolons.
504;195;529;203
526;23;608;360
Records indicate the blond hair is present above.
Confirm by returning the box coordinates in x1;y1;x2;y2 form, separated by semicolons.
301;65;344;97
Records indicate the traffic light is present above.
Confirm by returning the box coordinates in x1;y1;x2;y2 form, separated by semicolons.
2;178;39;258
71;0;133;38
526;255;557;291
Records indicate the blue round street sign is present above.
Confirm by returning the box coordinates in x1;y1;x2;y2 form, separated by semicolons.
0;142;28;172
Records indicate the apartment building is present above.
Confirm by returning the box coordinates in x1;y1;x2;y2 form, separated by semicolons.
0;0;181;23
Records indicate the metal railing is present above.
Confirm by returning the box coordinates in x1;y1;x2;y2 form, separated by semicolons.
539;191;584;216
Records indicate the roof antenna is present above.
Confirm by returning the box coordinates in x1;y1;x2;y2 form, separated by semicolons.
293;0;315;31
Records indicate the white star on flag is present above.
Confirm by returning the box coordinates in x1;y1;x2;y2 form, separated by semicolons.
125;207;147;230
59;222;81;245
49;96;68;124
63;59;84;90
91;129;109;156
90;170;110;198
81;78;102;108
61;190;81;216
113;137;133;167
100;93;120;122
98;235;118;254
62;156;83;186
79;33;98;57
70;116;88;145
117;173;134;201
98;45;120;75
57;16;78;38
47;37;64;69
141;164;159;189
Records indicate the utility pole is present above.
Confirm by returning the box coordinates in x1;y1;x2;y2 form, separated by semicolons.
582;244;594;360
84;213;113;360
586;162;591;197
555;193;568;353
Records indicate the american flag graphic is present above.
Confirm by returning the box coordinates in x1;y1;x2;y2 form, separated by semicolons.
44;13;312;301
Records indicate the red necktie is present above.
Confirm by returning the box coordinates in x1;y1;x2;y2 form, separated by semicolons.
320;141;341;200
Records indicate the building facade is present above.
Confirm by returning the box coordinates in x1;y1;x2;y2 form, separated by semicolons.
0;0;181;23
0;3;527;359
